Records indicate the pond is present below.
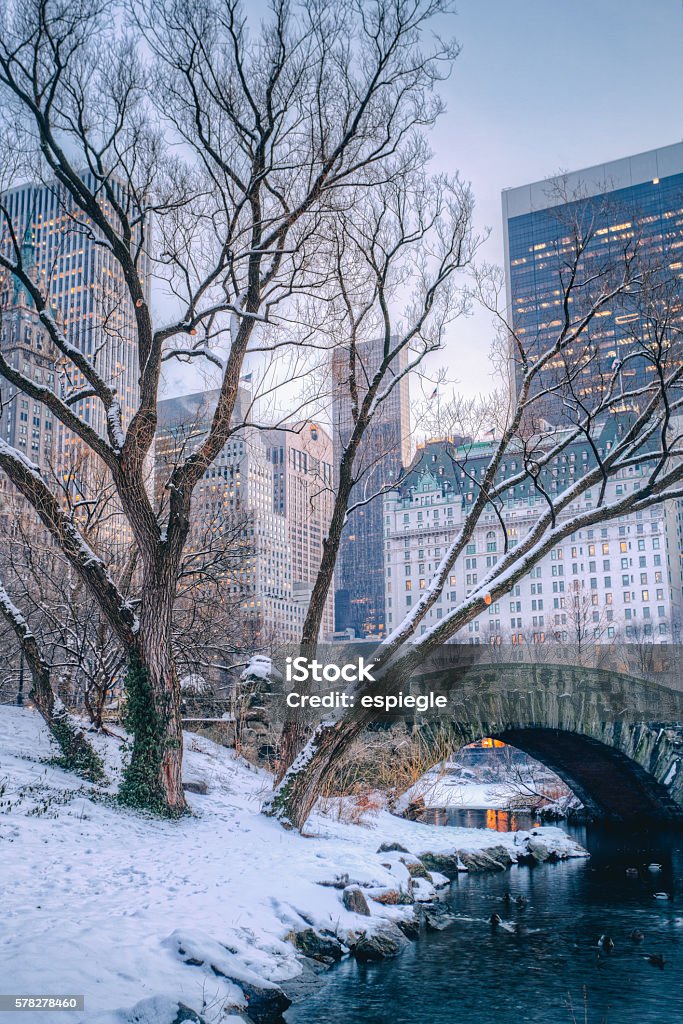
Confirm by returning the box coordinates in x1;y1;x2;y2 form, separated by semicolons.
285;821;683;1024
417;806;543;832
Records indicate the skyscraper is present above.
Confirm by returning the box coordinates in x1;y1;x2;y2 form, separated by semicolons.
156;388;300;644
0;229;57;509
1;175;150;452
265;422;335;640
502;143;683;424
332;337;412;638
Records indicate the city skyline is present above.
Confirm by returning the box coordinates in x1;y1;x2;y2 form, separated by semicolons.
1;175;150;441
150;138;683;643
159;0;683;404
3;141;681;645
158;136;683;425
3;8;683;1019
332;336;412;639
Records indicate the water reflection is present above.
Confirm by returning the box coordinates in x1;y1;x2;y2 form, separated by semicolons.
418;806;542;832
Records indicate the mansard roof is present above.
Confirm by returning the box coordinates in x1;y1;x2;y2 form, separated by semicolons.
395;417;643;505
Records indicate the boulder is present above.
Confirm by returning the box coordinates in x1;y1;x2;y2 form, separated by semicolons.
207;964;290;1024
288;928;344;965
399;855;432;881
396;916;421;940
279;958;329;1004
424;908;457;931
410;877;437;903
238;980;291;1024
458;846;513;872
522;837;560;864
419;852;461;878
376;842;410;854
353;924;409;962
342;886;371;916
182;780;208;795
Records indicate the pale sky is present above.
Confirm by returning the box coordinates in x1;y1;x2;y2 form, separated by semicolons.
163;1;683;403
430;0;683;397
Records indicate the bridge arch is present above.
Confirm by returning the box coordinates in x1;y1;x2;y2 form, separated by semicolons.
409;661;683;821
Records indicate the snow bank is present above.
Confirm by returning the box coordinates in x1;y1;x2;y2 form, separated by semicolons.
0;707;587;1023
398;771;521;811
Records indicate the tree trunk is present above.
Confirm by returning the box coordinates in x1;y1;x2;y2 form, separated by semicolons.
35;675;106;784
84;682;105;732
267;654;419;829
265;717;368;830
0;584;104;782
119;572;187;817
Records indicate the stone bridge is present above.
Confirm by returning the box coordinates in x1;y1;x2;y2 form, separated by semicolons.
408;661;683;821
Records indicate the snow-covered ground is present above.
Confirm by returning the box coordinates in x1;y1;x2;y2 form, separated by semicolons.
0;707;587;1024
403;772;522;809
399;758;575;813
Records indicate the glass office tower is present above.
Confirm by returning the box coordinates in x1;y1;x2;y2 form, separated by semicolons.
502;143;683;424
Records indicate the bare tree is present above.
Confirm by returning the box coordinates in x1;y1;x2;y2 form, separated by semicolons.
0;445;261;738
559;581;612;665
619;622;658;681
0;0;457;814
0;448;133;719
6;554;126;732
0;564;105;780
276;170;480;773
266;191;683;829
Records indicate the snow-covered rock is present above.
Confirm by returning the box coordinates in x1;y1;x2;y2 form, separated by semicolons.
539;791;586;821
240;656;281;684
341;886;370;916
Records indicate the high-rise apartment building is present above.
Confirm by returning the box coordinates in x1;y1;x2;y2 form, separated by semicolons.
332;337;412;638
156;389;311;644
502;143;683;424
265;422;335;639
384;427;682;645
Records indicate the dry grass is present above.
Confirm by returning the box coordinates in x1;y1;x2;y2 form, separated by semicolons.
320;725;458;806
